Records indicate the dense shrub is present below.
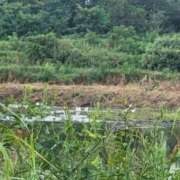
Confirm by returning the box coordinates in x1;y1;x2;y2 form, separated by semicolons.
0;64;58;82
0;34;121;67
0;31;179;83
143;34;180;71
84;32;101;45
108;26;146;54
0;36;26;63
25;33;77;64
66;48;128;68
0;50;24;64
25;33;60;63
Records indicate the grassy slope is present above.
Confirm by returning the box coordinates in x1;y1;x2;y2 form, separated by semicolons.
0;32;179;84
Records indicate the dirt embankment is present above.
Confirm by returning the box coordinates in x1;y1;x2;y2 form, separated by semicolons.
0;82;180;108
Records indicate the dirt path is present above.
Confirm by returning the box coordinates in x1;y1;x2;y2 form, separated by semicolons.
0;82;180;108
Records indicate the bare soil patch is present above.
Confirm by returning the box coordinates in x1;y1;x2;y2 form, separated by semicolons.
0;82;180;108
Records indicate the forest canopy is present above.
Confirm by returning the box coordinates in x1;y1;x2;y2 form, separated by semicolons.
0;0;180;37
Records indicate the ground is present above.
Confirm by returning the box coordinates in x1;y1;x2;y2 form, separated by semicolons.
0;81;179;109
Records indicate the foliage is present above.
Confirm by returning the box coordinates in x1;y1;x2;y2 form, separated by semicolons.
25;33;75;64
0;30;179;83
108;26;146;54
143;34;180;71
0;102;179;179
84;31;101;45
72;5;110;33
0;0;180;37
0;0;179;83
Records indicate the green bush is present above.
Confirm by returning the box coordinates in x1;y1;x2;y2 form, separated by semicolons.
25;33;75;64
0;36;26;63
108;26;136;47
25;33;59;63
0;50;24;63
66;48;127;68
143;34;180;71
84;32;101;45
108;26;146;54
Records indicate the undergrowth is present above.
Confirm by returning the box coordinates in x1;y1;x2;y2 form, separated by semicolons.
0;99;179;180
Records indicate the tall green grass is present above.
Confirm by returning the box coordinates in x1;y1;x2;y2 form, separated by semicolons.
0;100;179;179
0;64;179;84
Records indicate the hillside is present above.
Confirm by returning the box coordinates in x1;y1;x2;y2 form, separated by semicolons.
0;0;179;83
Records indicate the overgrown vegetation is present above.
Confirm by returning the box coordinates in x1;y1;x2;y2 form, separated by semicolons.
143;34;180;71
0;0;180;83
0;30;179;83
0;1;179;179
0;100;179;179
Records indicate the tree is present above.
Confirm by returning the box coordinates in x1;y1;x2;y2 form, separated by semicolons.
99;0;147;31
72;5;110;33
